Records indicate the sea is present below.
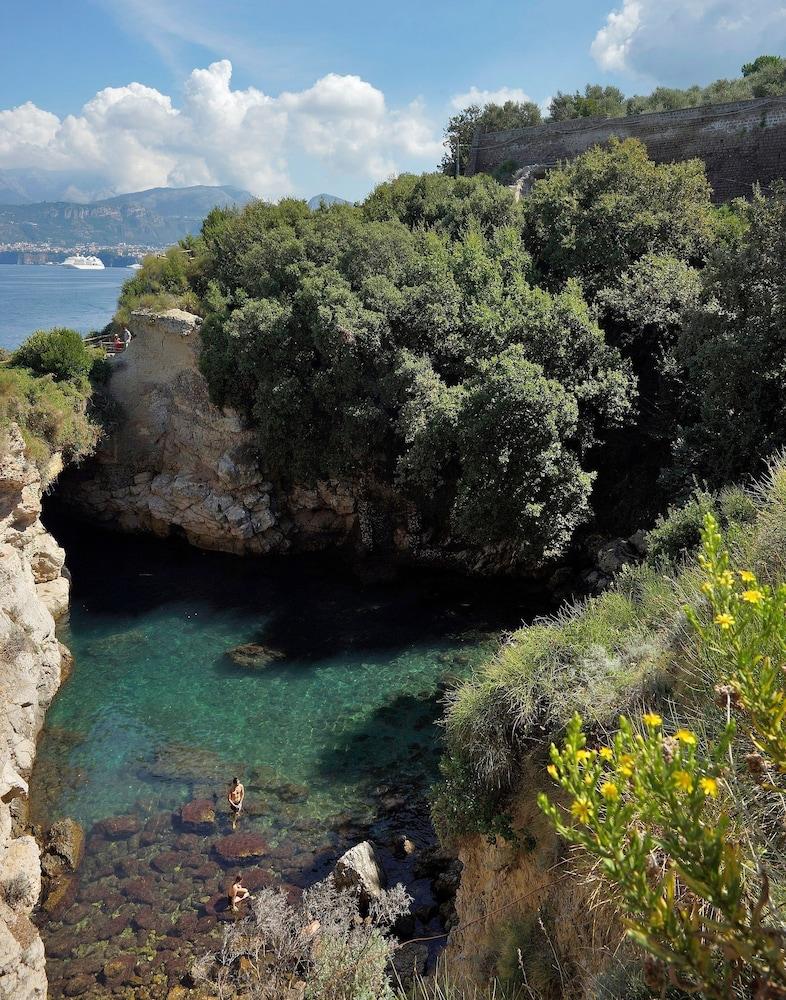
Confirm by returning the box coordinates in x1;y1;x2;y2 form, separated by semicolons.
0;263;130;351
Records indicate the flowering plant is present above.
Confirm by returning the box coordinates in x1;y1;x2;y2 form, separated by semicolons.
539;514;786;997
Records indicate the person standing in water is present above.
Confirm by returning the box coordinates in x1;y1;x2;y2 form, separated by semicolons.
228;777;245;829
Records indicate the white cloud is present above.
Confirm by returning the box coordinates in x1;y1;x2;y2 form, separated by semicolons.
592;0;786;80
591;0;642;72
450;86;535;110
0;60;443;201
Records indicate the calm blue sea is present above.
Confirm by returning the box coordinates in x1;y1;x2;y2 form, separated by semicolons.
0;264;130;350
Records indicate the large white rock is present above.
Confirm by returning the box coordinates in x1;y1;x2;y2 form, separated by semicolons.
333;841;387;902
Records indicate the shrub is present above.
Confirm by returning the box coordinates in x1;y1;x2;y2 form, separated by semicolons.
0;367;100;479
539;514;786;997
646;486;757;566
191;879;411;1000
11;327;103;385
1;872;33;909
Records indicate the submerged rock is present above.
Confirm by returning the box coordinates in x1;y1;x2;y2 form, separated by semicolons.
93;814;141;840
179;797;216;833
213;832;268;866
41;817;84;877
226;642;286;668
333;841;386;903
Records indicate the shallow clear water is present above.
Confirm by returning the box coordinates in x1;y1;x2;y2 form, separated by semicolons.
0;264;130;349
30;514;546;997
32;513;542;830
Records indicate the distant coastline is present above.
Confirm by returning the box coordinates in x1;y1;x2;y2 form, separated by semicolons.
0;248;152;267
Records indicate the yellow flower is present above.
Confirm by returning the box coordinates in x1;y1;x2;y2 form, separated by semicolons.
740;570;756;583
584;774;594;786
742;589;764;604
570;798;591;823
619;753;635;779
720;570;734;588
642;712;663;728
673;770;693;792
600;781;619;801
547;764;558;780
675;729;697;746
575;749;591;763
700;581;713;596
714;612;735;631
700;776;718;798
598;747;614;761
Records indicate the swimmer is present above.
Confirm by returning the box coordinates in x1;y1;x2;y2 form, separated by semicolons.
228;776;245;830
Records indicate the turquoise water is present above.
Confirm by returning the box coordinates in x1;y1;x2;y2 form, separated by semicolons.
32;514;540;831
31;514;545;997
0;265;130;349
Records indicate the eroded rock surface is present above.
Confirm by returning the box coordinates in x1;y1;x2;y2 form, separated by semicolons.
0;424;70;999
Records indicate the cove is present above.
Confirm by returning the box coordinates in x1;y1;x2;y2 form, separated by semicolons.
30;509;547;998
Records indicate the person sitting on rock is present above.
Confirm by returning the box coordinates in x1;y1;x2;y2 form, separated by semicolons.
228;776;245;829
228;874;252;912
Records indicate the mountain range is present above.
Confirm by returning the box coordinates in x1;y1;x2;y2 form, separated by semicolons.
0;185;254;249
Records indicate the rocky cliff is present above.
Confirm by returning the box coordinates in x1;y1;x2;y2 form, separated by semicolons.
445;765;624;998
62;309;365;556
62;309;516;571
0;425;70;1000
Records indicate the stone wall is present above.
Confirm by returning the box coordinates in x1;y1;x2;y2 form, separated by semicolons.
468;96;786;201
0;425;70;1000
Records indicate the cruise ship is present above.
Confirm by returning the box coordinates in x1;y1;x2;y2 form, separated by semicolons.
62;255;105;270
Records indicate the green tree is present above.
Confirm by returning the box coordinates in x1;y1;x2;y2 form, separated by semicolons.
548;84;626;121
522;137;715;294
673;186;786;489
195;176;635;568
440;100;541;175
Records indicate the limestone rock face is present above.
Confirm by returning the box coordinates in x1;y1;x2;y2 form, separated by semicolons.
0;424;71;999
333;841;387;903
59;309;528;574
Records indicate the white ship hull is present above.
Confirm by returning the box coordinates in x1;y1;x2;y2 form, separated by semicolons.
62;255;105;270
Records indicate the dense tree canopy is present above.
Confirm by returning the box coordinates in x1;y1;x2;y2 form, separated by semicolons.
126;171;638;566
120;128;786;563
521;138;715;294
672;187;786;488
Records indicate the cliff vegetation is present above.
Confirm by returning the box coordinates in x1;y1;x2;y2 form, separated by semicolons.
1;327;104;480
117;140;786;569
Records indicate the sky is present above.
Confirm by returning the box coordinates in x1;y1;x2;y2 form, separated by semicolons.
1;0;785;203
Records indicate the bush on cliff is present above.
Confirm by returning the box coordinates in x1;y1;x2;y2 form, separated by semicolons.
10;326;105;387
193;176;635;567
436;457;786;994
541;514;786;997
2;327;103;478
0;367;99;479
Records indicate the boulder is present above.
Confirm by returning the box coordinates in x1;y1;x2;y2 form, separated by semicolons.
102;953;137;986
227;643;286;668
41;873;78;918
179;797;216;833
333;841;386;903
44;817;84;874
392;835;416;859
213;832;267;866
596;538;636;576
389;942;428;989
93;814;141;840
